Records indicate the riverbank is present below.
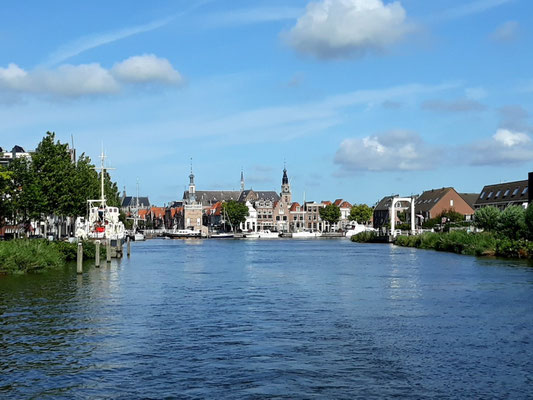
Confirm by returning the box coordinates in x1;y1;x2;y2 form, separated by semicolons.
351;230;533;259
0;240;104;274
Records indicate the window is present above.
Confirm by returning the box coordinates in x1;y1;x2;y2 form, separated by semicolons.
487;192;493;199
450;199;454;207
504;189;510;197
522;187;528;195
434;198;439;203
480;192;485;199
276;216;280;221
512;188;519;196
283;216;287;221
495;191;501;198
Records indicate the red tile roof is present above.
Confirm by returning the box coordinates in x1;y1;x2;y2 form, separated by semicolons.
290;202;300;212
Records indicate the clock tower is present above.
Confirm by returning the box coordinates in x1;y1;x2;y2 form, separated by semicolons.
281;167;291;205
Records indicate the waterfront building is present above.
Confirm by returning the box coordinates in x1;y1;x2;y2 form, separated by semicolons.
474;175;531;210
183;168;204;232
303;201;328;232
120;189;151;213
240;201;258;232
239;190;280;231
415;187;474;224
333;199;353;231
289;202;305;231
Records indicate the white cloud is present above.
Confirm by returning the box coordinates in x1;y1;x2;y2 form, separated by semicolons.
490;20;519;42
112;54;182;84
285;0;412;59
469;129;533;165
0;55;181;100
493;128;530;147
334;130;438;171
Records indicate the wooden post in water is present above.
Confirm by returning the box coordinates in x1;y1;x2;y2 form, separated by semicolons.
127;236;131;257
77;242;83;274
95;240;100;267
106;240;111;263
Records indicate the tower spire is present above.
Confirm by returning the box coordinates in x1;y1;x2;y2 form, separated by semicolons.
240;168;245;192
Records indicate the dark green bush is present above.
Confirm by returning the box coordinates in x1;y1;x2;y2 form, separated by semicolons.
351;231;377;243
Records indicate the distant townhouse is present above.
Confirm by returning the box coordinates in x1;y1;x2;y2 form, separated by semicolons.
333;199;352;231
415;187;474;224
303;201;328;232
474;174;531;210
289;202;305;232
121;191;151;213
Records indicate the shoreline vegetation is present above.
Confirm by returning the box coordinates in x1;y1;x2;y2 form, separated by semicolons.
351;203;533;260
0;240;104;274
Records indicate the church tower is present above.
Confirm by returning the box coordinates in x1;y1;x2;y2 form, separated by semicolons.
281;166;291;205
188;161;196;204
240;169;245;192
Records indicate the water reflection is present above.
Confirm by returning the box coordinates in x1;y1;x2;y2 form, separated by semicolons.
1;240;532;398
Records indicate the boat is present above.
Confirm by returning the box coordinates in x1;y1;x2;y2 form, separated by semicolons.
242;232;260;239
292;230;322;238
256;230;280;239
345;222;376;238
165;228;202;239
133;231;145;241
75;151;126;242
211;232;234;239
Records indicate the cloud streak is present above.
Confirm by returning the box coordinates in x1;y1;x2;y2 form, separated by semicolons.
440;0;513;20
41;17;174;67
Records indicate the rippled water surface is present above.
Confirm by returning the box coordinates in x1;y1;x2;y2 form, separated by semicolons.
1;239;532;399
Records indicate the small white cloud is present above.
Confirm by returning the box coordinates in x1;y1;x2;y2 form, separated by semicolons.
334;130;437;171
469;129;533;165
285;0;412;59
112;54;182;84
491;20;519;42
493;128;530;147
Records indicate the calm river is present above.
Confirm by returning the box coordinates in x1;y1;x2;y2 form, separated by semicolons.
1;239;532;399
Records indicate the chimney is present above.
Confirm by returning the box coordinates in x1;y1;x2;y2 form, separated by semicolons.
527;172;533;204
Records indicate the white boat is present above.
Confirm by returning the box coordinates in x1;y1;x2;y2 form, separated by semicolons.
345;222;376;238
133;232;145;241
75;151;126;242
211;232;234;239
165;228;202;239
242;232;260;239
257;230;280;239
292;230;322;238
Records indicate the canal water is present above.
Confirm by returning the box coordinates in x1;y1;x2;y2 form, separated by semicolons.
1;239;532;399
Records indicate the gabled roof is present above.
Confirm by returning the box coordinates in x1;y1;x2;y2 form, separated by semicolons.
122;196;150;208
238;189;280;203
334;199;343;206
374;195;410;211
415;188;453;213
322;200;332;205
184;190;241;206
138;209;149;220
460;193;478;209
149;207;166;219
475;179;528;206
290;202;301;212
339;201;352;209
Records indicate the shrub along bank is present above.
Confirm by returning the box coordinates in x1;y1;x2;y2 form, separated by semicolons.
0;240;105;274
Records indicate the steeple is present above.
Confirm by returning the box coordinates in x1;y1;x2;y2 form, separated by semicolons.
240;168;245;192
282;168;289;185
188;158;196;203
281;163;291;204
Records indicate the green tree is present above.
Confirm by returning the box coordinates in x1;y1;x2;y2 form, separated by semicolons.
349;204;373;224
474;206;500;231
221;201;249;232
319;204;341;231
0;167;13;227
498;205;526;239
525;203;533;239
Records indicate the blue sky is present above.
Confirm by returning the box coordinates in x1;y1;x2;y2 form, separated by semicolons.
1;0;532;206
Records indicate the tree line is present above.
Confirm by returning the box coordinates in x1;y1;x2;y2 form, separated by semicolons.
0;132;120;232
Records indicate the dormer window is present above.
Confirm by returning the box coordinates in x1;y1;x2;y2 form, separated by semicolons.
522;187;528;195
495;191;501;198
503;189;510;197
487;192;493;199
512;188;519;196
480;192;485;199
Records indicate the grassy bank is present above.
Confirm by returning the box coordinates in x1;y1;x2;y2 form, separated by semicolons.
394;231;533;259
0;240;104;274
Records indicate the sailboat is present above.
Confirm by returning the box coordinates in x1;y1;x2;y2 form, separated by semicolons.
131;180;145;241
75;150;126;241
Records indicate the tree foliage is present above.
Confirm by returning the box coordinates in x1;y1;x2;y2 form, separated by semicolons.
221;200;249;231
498;205;526;240
0;132;121;230
525;203;533;240
349;204;373;224
474;206;501;231
319;204;341;229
